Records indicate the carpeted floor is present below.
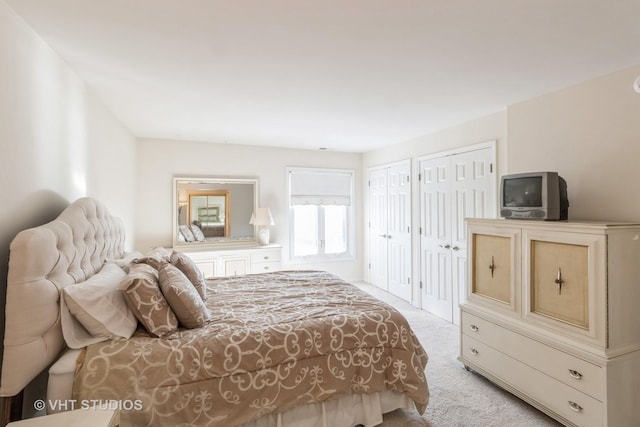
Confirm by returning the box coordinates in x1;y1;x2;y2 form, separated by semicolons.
354;282;564;427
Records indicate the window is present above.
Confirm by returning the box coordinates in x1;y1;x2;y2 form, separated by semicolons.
288;168;355;261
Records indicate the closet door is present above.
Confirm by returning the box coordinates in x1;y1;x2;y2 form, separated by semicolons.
419;156;453;321
367;161;412;302
368;168;389;291
420;145;496;323
450;148;495;324
387;163;412;302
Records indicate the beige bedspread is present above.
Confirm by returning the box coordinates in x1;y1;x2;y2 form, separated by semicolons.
73;271;429;426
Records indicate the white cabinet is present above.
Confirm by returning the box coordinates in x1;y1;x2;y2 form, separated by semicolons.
460;219;640;427
181;244;282;278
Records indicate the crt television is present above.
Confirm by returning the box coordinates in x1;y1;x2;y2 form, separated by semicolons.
500;172;569;220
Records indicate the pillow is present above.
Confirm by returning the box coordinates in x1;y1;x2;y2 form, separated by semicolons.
134;246;171;269
60;263;134;349
190;224;206;242
158;263;210;329
170;250;207;301
177;230;186;243
108;251;144;273
118;263;178;338
179;225;195;242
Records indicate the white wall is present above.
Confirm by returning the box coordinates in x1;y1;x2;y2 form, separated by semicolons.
362;111;508;304
0;0;137;414
507;64;640;221
136;138;363;281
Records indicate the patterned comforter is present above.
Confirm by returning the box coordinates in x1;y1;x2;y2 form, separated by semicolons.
73;271;429;426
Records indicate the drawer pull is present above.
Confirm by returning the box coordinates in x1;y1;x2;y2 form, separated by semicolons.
568;401;583;412
469;324;479;332
264;266;269;270
489;256;495;277
568;369;583;379
470;348;479;356
555;267;565;295
263;256;269;260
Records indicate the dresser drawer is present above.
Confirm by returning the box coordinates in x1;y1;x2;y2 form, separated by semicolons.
462;334;603;427
250;250;281;264
462;311;603;400
250;261;281;274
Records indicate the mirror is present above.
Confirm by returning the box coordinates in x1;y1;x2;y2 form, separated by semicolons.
173;177;258;247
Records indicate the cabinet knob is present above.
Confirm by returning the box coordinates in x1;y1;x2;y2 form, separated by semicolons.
568;369;583;380
470;324;479;332
263;256;269;260
568;401;583;412
470;348;479;356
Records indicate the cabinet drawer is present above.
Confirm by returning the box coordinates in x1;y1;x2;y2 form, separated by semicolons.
462;335;603;427
462;311;603;400
250;250;281;264
250;261;281;274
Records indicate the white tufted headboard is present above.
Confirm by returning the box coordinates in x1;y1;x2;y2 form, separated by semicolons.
0;198;126;397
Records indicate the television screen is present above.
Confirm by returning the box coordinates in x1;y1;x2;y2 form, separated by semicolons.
503;177;542;207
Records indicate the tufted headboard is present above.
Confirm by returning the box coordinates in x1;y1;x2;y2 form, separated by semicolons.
0;198;126;397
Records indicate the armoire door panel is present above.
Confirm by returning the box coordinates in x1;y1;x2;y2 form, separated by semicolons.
530;240;589;328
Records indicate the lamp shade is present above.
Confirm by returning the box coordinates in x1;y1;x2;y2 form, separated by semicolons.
250;208;275;226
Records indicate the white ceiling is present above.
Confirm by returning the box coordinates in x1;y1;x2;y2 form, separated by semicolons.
7;0;640;153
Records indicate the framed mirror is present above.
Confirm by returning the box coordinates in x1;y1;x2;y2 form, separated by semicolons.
173;176;258;247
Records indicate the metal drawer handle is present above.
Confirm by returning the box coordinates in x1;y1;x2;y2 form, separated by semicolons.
263;256;269;260
568;369;583;380
555;267;565;295
470;324;479;332
470;348;479;356
568;401;583;412
489;256;495;277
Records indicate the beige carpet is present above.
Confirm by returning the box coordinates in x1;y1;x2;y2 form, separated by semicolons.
354;282;563;427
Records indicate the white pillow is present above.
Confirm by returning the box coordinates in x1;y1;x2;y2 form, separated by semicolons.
61;263;137;349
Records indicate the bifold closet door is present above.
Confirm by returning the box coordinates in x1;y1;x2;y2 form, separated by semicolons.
368;168;389;291
420;147;495;323
367;161;412;302
386;163;412;302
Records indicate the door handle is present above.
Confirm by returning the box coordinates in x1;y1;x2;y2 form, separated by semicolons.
452;246;460;251
438;244;451;249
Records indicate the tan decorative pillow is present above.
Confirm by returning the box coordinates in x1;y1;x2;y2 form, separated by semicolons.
190;224;206;242
134;246;171;270
118;263;178;338
170;250;207;301
158;263;210;329
179;224;195;242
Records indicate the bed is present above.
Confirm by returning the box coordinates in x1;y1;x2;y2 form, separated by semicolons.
0;198;429;426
